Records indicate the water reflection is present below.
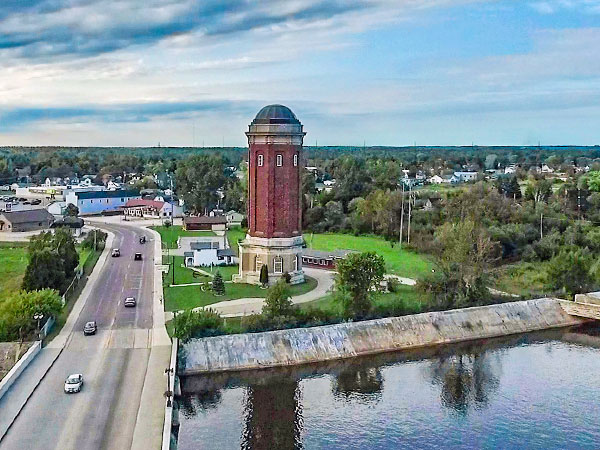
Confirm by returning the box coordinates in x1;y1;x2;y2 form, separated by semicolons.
333;366;383;402
241;378;303;450
426;351;501;415
177;325;600;450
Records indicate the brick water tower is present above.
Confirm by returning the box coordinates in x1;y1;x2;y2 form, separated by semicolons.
234;104;305;285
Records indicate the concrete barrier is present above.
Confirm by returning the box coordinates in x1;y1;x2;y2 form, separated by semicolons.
181;298;587;375
162;338;178;450
0;341;41;401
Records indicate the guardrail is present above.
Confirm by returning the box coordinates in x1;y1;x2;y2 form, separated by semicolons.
162;338;178;450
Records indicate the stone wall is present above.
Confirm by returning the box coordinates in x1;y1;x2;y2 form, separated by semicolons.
180;298;586;375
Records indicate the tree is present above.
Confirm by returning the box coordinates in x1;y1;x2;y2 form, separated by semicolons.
0;289;62;344
175;154;226;214
23;229;79;292
259;264;269;287
335;252;385;318
263;279;293;318
22;249;67;292
418;220;497;308
212;271;225;296
546;249;595;297
63;203;79;217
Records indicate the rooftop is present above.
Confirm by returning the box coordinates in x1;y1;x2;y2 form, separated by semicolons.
252;104;300;125
0;208;54;224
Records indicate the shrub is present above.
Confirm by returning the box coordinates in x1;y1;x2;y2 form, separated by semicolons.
259;264;269;287
212;271;225;296
263;280;293;318
172;309;224;341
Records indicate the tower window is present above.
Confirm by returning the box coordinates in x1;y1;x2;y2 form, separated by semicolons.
258;154;264;167
293;154;298;166
276;154;282;167
274;256;283;274
293;255;299;272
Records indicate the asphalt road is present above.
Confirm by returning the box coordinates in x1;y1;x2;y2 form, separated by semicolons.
0;224;155;450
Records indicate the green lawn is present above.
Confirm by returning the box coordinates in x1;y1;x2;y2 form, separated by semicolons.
165;276;318;311
300;284;425;315
226;226;246;256
165;257;240;285
304;233;433;279
0;243;28;298
492;262;550;298
151;225;215;249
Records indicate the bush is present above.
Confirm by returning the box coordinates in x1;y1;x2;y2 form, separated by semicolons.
82;230;108;250
172;309;225;341
263;280;293;318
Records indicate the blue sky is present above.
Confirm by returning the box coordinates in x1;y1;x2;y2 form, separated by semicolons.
0;0;598;146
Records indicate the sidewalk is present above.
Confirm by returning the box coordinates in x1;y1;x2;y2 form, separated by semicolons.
165;267;336;318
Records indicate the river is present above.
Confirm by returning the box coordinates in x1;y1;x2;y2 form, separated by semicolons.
176;325;600;449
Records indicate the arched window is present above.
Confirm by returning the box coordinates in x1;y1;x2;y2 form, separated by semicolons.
255;256;263;272
293;154;298;167
276;154;282;167
293;255;299;272
258;154;264;167
274;256;283;274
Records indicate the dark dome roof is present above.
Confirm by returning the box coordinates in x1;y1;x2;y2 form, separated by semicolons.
253;104;300;124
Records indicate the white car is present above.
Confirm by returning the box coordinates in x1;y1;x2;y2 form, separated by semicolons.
64;374;83;393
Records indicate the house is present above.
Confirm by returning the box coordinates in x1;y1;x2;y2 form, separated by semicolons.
183;216;227;232
504;165;517;174
50;216;84;237
453;171;479;182
122;199;183;219
225;210;245;227
301;248;354;270
183;241;236;267
428;175;444;184
0;209;54;232
541;164;555;174
65;189;140;215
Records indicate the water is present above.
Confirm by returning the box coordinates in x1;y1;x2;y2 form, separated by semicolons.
176;326;600;449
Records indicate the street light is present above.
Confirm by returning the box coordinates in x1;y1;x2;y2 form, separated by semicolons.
165;367;174;407
33;312;44;340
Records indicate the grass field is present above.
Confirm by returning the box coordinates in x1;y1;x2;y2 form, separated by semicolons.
0;243;28;298
164;257;239;284
151;225;215;248
304;233;433;279
164;276;318;311
300;284;425;315
492;262;550;298
226;226;246;255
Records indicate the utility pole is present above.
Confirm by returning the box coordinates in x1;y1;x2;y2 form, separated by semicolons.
172;255;175;285
399;183;405;247
407;184;412;245
540;213;543;239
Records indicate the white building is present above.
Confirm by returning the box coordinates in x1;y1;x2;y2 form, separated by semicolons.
453;171;479;182
122;199;183;219
428;175;444;184
183;240;235;267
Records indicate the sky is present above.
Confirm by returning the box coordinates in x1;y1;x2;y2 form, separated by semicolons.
0;0;599;147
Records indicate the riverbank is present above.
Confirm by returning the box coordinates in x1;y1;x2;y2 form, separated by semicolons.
180;297;586;375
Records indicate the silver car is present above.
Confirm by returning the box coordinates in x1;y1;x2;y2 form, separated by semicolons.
64;374;83;393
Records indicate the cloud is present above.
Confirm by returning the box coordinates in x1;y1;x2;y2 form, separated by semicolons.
529;0;600;14
0;99;259;131
0;0;371;60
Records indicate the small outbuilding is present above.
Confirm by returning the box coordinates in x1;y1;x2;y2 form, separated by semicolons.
183;216;227;232
301;248;354;270
0;209;55;232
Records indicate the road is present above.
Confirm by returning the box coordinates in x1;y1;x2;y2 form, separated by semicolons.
0;224;157;450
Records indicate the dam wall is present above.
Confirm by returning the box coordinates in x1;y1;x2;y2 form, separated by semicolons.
180;298;586;375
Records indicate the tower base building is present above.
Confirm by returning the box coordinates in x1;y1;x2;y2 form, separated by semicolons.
234;105;305;286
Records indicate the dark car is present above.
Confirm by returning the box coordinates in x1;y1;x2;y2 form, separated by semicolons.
134;253;142;260
124;297;136;307
83;321;97;335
